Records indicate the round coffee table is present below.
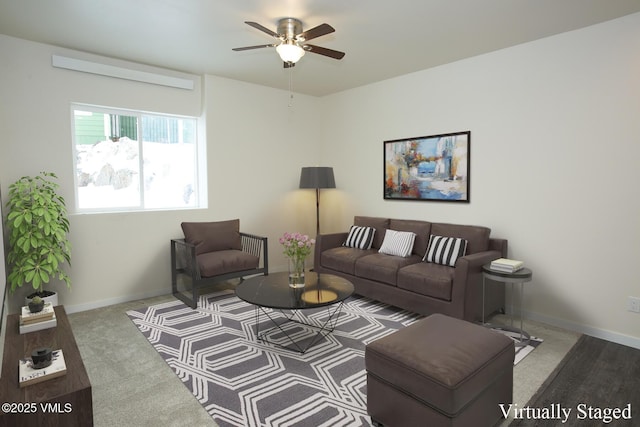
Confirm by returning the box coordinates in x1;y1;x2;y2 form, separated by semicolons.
236;271;355;353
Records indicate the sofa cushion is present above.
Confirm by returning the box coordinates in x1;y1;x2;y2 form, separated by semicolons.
378;229;416;258
343;225;376;249
388;219;432;256
397;262;455;301
354;216;390;249
424;235;468;267
431;223;490;255
181;219;242;255
197;249;258;278
321;246;377;275
355;253;422;286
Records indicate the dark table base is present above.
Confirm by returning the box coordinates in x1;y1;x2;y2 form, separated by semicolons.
253;302;347;353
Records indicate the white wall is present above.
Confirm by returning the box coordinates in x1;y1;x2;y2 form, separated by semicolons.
1;12;639;348
320;13;640;347
201;74;324;266
0;35;322;314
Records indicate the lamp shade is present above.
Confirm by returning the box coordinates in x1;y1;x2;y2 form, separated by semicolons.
299;167;336;189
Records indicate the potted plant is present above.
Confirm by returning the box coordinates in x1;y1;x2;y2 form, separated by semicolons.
5;172;71;305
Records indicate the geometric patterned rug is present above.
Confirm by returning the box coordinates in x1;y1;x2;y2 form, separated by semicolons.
504;329;544;366
127;291;539;427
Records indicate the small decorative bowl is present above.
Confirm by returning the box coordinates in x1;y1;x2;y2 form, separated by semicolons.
28;300;45;313
31;347;53;369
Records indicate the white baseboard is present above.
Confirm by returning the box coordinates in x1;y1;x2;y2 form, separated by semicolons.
522;309;640;350
64;289;169;314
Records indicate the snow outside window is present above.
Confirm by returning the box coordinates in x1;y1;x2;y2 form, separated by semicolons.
71;105;206;212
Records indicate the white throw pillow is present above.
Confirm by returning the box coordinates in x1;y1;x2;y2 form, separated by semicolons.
343;226;376;250
378;229;416;258
423;235;468;266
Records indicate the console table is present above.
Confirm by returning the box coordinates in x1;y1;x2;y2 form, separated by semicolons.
0;305;93;427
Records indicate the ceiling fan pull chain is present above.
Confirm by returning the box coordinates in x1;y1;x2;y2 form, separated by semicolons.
288;66;294;107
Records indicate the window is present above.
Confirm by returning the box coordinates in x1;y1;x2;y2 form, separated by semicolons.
72;105;206;212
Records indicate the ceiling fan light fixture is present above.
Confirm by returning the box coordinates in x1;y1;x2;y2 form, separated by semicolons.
276;41;305;63
233;18;344;67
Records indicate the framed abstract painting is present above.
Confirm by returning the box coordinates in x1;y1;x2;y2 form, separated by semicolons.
384;131;470;202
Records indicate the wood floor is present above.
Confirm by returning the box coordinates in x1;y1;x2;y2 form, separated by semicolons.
510;335;640;426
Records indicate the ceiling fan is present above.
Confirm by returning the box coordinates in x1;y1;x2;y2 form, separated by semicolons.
232;18;346;68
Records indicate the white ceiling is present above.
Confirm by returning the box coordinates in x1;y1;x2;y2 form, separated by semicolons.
1;0;640;96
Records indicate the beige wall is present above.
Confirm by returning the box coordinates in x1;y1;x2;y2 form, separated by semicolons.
1;12;639;347
0;36;322;313
320;12;640;347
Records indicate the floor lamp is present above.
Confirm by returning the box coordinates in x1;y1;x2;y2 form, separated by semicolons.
299;167;336;236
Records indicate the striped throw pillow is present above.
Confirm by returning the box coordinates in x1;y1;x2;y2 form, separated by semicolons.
423;235;468;266
378;229;417;258
343;226;376;250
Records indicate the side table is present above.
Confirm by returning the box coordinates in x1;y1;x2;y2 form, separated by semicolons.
482;264;533;347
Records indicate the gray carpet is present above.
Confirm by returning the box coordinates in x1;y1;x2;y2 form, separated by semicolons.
67;290;581;427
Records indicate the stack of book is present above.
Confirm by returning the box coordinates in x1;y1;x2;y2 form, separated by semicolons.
19;303;57;334
490;258;524;273
19;349;67;387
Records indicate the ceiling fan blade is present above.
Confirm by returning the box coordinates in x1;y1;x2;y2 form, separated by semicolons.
304;44;345;60
283;61;296;69
232;44;276;51
297;23;335;42
244;21;279;38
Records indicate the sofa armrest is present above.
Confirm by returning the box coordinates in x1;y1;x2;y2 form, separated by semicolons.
452;250;503;321
488;238;508;257
314;232;348;269
458;250;503;269
453;250;503;297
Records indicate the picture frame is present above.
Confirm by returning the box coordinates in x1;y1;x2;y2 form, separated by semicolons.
384;131;470;202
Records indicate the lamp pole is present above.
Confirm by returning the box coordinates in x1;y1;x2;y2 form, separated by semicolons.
315;187;321;236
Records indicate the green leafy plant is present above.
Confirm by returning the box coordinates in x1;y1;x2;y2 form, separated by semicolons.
5;172;71;294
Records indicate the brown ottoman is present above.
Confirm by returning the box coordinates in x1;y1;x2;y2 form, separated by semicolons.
365;313;514;427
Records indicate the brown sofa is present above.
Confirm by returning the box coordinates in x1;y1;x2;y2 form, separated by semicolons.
313;216;506;321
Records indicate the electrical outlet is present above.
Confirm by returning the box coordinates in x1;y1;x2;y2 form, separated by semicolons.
628;297;640;313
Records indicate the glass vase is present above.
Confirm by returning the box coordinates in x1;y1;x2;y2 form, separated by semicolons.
288;256;306;288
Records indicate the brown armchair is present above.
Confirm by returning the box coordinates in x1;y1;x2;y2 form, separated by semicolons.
171;219;268;308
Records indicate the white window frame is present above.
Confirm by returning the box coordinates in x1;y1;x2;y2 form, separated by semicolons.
70;103;207;213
